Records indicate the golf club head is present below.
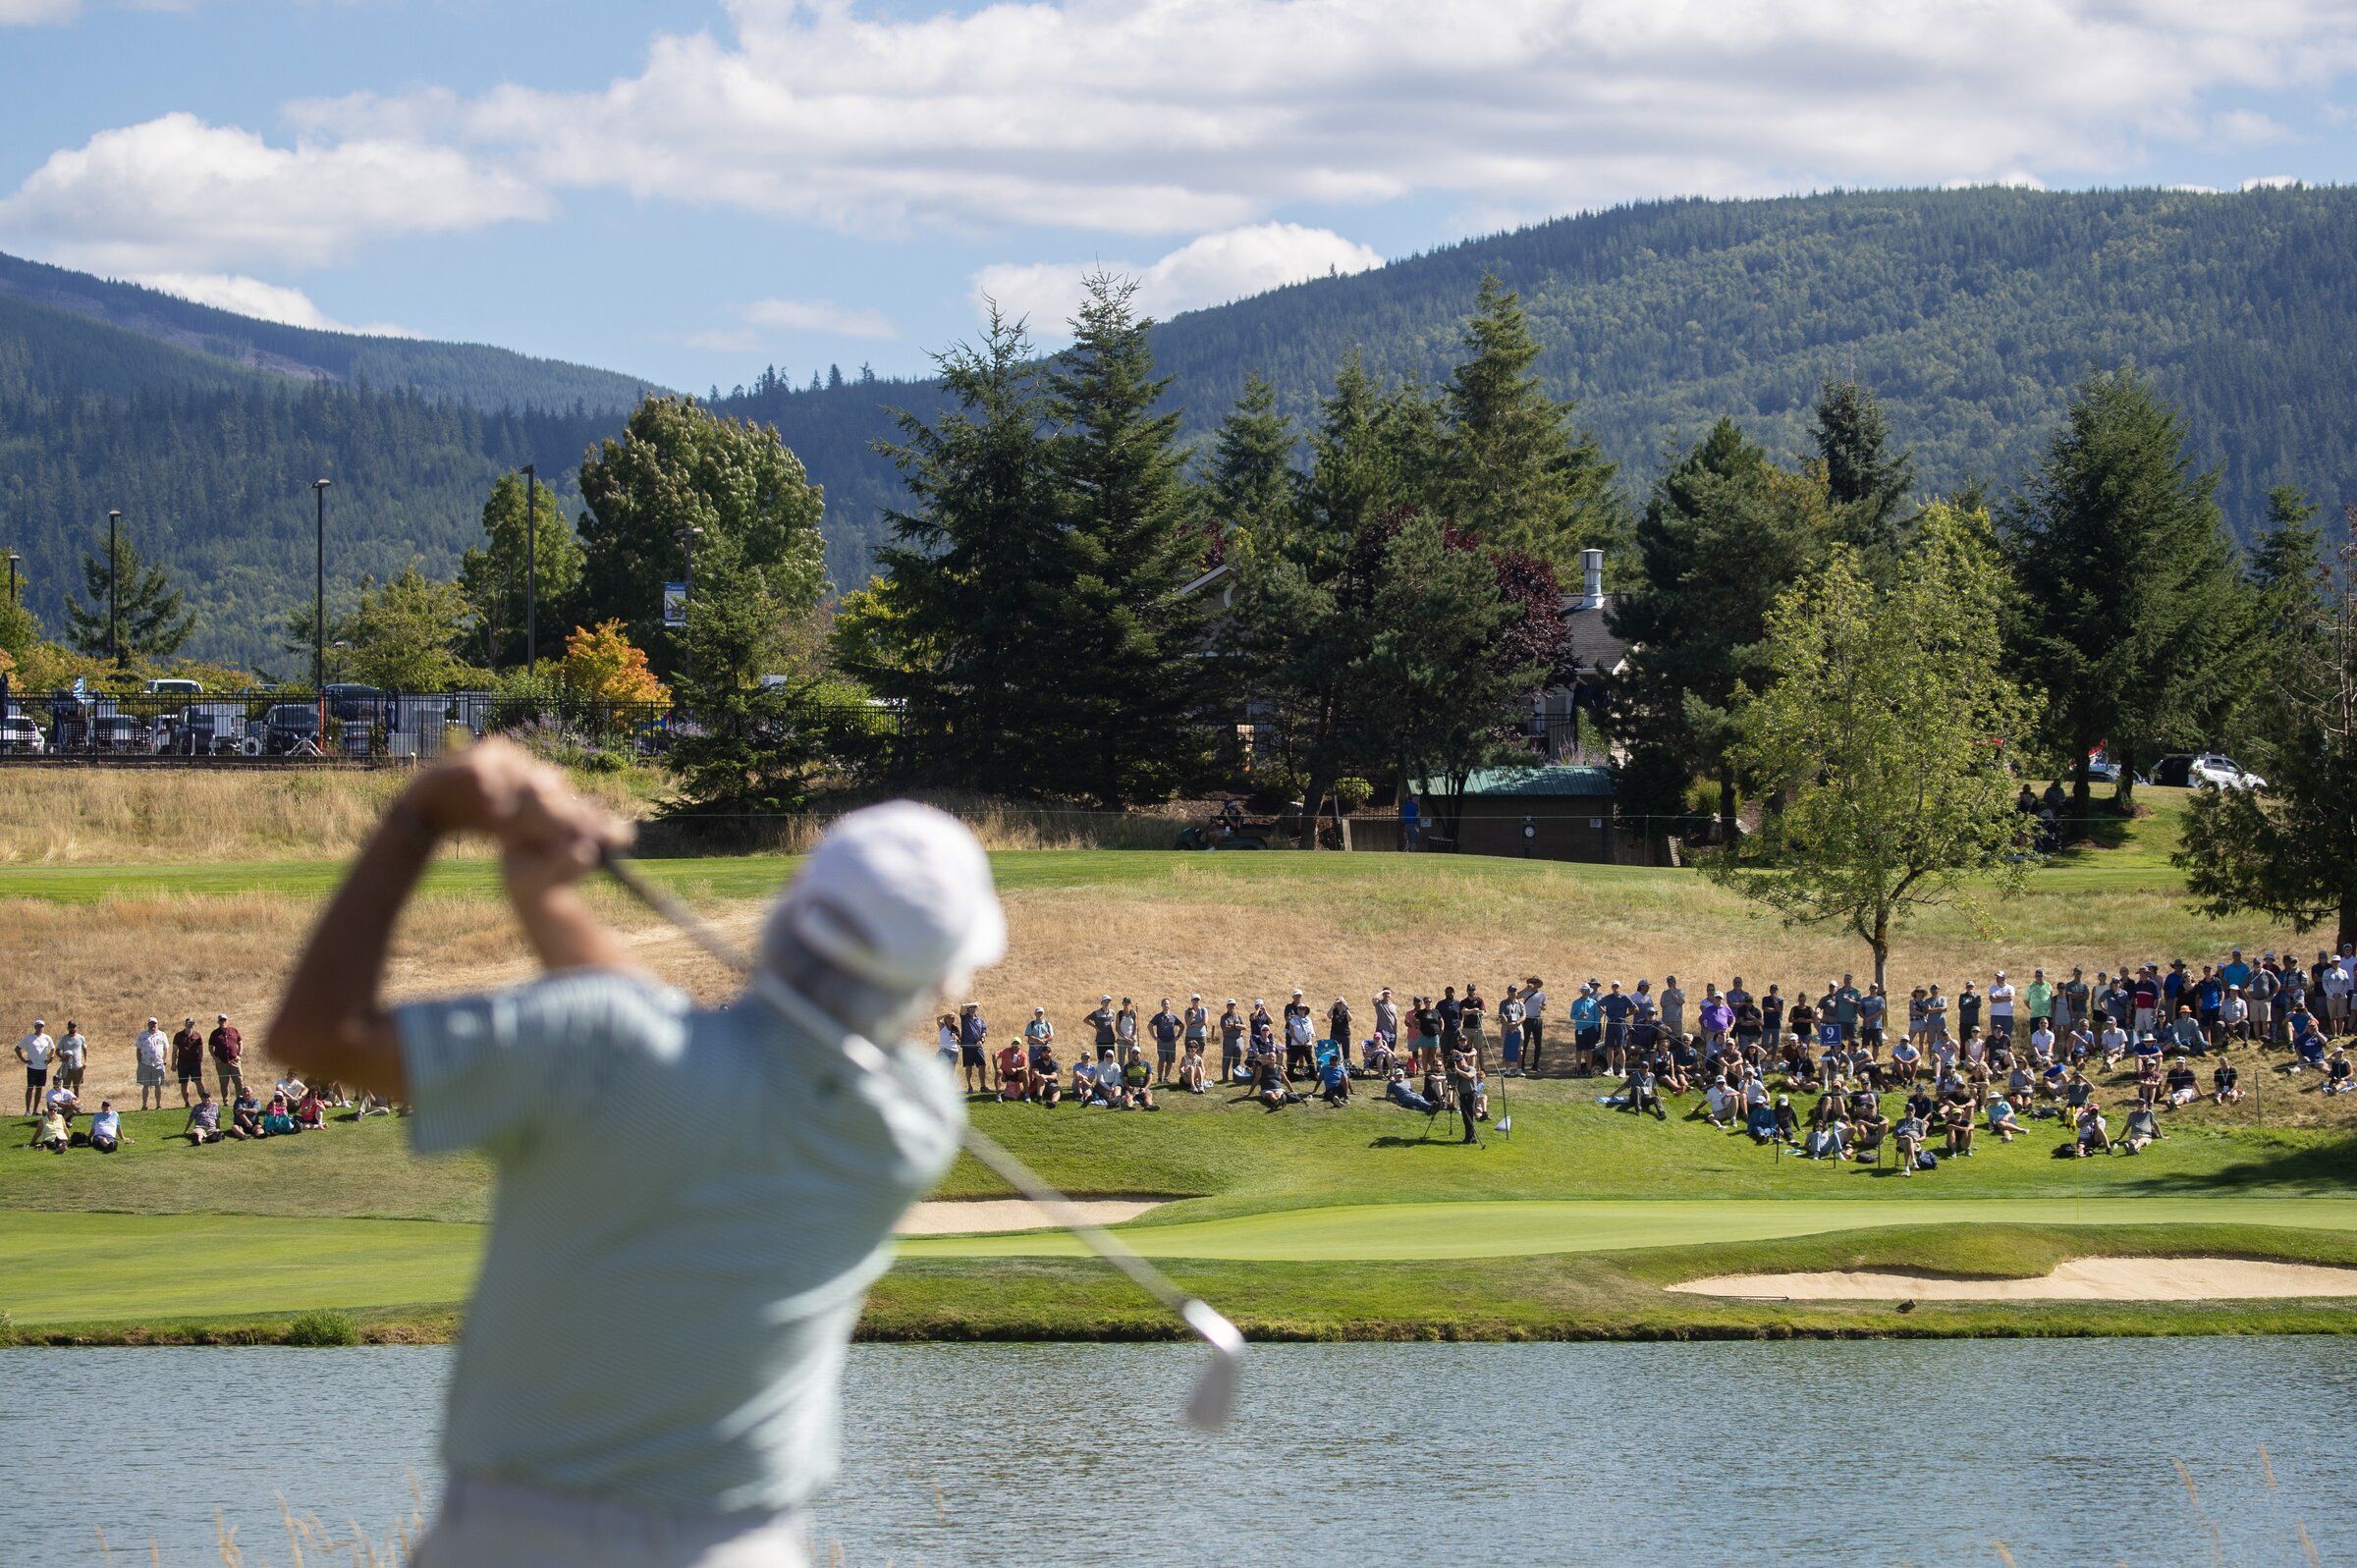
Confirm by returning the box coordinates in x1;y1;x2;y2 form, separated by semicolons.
1179;1298;1245;1432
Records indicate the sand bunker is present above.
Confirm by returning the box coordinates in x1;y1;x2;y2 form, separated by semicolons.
896;1199;1165;1236
1669;1257;2357;1302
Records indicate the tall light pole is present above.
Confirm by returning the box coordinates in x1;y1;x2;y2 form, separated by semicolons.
522;464;539;669
106;510;122;669
5;550;19;606
312;479;331;737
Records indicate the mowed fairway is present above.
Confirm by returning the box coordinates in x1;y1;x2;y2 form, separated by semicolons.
5;776;2356;1341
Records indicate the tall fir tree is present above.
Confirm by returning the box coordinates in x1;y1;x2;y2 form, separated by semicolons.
1041;273;1210;807
1808;376;1915;556
1441;273;1622;568
866;306;1065;792
2003;369;2243;812
1201;372;1297;554
64;528;195;664
460;471;585;670
576;395;827;674
1608;418;1831;832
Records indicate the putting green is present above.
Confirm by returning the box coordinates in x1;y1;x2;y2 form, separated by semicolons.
896;1196;2357;1262
15;1198;2357;1327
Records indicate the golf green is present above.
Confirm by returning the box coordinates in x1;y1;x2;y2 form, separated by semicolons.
15;1197;2357;1326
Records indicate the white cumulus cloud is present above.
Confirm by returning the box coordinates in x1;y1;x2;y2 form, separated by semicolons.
281;0;2357;238
0;0;77;23
973;222;1384;330
0;112;547;273
685;296;899;352
132;271;414;336
2241;174;2304;189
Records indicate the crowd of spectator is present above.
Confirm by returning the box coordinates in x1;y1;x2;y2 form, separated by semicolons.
15;1008;400;1154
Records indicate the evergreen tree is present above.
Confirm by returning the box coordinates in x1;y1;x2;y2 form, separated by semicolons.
64;528;194;664
576;395;826;673
1440;273;1622;568
1202;372;1297;549
2003;369;2243;812
1809;376;1915;555
2177;505;2357;948
1041;273;1210;807
665;531;835;815
865;305;1064;792
1608;418;1831;832
459;471;584;670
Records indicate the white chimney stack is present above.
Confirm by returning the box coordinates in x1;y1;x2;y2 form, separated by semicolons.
1579;548;1605;611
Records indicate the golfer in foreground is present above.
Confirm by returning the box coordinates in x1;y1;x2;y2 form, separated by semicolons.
268;739;1004;1566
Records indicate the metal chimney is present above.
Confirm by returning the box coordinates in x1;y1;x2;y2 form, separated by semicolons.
1579;548;1605;611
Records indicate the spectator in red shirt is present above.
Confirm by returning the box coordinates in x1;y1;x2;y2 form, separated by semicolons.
208;1013;245;1098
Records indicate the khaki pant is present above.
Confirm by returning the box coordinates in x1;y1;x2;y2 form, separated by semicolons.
418;1477;808;1568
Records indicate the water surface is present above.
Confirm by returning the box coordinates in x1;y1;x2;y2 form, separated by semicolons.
3;1339;2348;1565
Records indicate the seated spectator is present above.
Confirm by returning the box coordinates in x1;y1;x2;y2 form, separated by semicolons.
1385;1068;1435;1114
995;1041;1031;1102
2211;1060;2242;1105
1743;1100;1779;1143
1889;1036;1923;1082
1938;1098;1974;1157
1806;1109;1850;1161
1986;1094;2024;1141
1701;1077;1739;1127
183;1089;225;1145
2292;1027;2327;1073
1624;1064;1665;1120
1070;1052;1105;1105
2121;1105;2163;1154
1178;1035;1208;1095
87;1101;124;1153
1316;1051;1350;1107
2329;1047;2355;1096
1360;1033;1396;1078
2071;1103;2110;1157
296;1087;327;1128
2165;1057;2199;1108
2136;1054;2164;1108
260;1093;300;1137
1122;1047;1158;1110
1253;1054;1300;1109
1773;1093;1802;1145
31;1107;69;1153
1892;1111;1927;1173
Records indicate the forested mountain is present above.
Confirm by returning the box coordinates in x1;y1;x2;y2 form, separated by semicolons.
728;185;2357;574
6;186;2357;667
0;252;666;411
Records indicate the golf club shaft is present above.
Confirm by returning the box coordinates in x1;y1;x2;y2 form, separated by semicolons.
597;850;1241;1352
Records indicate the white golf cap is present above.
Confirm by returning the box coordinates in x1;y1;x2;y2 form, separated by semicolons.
766;801;1006;993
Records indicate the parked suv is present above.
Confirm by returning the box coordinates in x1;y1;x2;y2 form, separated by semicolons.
257;703;323;755
0;715;44;754
2151;752;2267;790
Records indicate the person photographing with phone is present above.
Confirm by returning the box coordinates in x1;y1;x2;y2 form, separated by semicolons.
267;739;1006;1567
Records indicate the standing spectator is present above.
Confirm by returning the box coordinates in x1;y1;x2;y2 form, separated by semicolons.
1858;984;1888;1050
958;1003;989;1095
2060;967;2090;1035
1600;982;1634;1075
1656;975;1683;1050
1370;989;1398;1057
1831;974;1861;1042
17;1019;53;1115
1498;984;1526;1076
209;1013;245;1098
2248;960;2278;1047
54;1020;87;1097
1115;998;1139;1061
1220;1000;1245;1081
172;1016;206;1106
1184;994;1211;1068
1987;971;2015;1046
1327;994;1353;1069
1955;980;1981;1041
1411;996;1441;1071
1459;984;1486;1063
1437;986;1464;1066
1084;996;1117;1058
1284;991;1315;1080
1149;1000;1182;1086
1399;792;1422;850
1568;983;1601;1075
2325;951;2352;1034
135;1016;169;1110
2025;969;2054;1033
1522;977;1549;1073
1447;1041;1481;1143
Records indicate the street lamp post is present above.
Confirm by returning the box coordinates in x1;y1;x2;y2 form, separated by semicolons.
5;550;19;606
106;510;122;668
312;479;331;737
680;525;703;683
522;464;539;669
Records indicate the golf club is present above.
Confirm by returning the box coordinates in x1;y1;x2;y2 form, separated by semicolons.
599;847;1246;1432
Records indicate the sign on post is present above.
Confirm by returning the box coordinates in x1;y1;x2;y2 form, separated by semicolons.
662;582;688;629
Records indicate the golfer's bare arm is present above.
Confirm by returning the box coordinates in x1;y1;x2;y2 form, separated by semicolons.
268;740;636;1098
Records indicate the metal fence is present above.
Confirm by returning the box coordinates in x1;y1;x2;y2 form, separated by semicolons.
0;686;682;765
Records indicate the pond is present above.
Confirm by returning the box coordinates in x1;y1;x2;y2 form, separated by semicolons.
4;1338;2351;1565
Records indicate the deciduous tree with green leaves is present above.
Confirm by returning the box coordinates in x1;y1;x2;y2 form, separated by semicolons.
576;395;827;672
1710;505;2033;993
2176;505;2357;950
332;566;475;692
461;470;584;670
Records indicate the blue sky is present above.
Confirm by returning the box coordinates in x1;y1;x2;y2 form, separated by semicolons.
3;0;2355;391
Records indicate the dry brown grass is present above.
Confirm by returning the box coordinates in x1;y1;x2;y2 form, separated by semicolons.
0;768;657;866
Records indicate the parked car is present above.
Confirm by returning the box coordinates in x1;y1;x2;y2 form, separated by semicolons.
253;703;323;756
0;715;44;754
2151;752;2267;790
86;714;151;752
323;682;387;724
2085;757;2146;785
143;676;202;698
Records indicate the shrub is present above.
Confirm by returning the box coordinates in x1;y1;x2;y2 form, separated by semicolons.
282;1309;360;1347
1334;777;1375;812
